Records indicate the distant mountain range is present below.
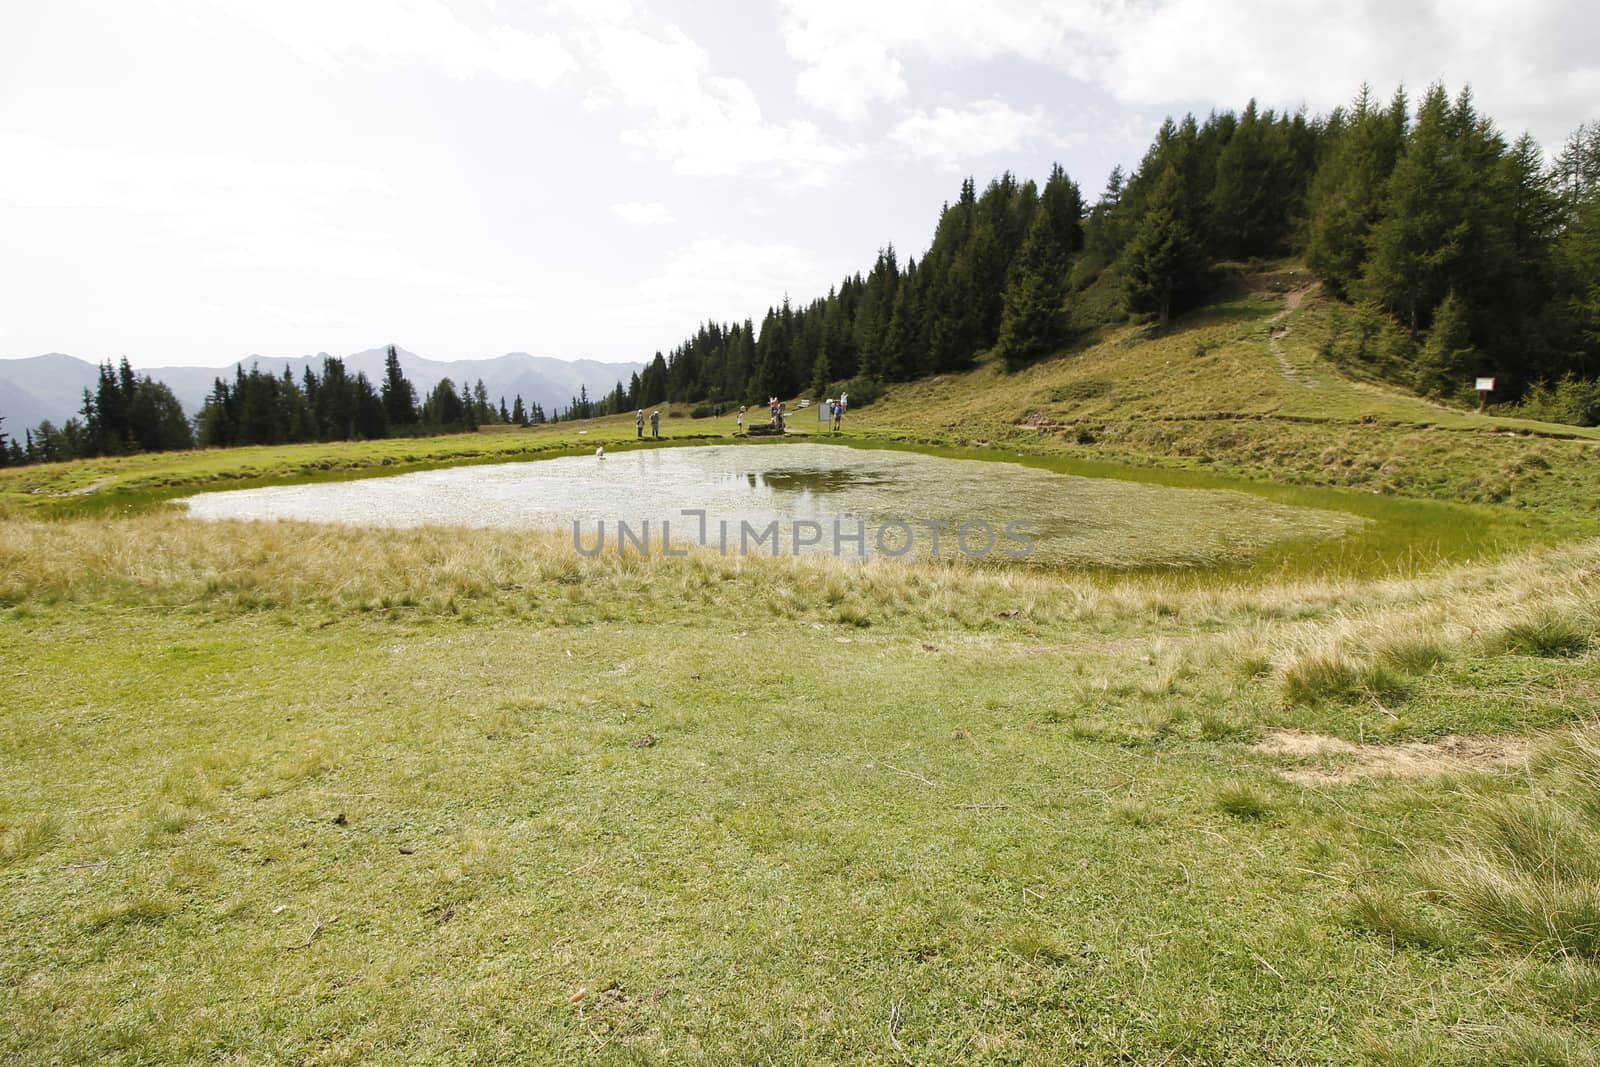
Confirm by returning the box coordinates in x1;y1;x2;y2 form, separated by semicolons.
0;348;645;430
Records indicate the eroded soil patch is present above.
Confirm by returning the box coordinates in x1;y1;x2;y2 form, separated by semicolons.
1256;729;1528;785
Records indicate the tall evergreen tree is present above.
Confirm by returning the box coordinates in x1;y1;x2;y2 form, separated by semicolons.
1209;100;1295;258
1304;86;1408;296
1121;162;1207;328
1413;291;1478;397
381;345;417;427
996;165;1083;370
1359;85;1479;334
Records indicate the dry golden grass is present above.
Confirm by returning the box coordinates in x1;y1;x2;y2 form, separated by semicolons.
1191;539;1600;707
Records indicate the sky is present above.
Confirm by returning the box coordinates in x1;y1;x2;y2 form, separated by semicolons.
2;0;1597;369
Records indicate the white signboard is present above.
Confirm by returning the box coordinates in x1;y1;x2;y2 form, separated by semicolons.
1475;377;1496;392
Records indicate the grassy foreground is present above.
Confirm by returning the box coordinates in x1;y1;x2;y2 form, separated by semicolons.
4;515;1599;1064
5;277;1600;1063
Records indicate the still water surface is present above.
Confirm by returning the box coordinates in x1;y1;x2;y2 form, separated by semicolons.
181;444;1359;566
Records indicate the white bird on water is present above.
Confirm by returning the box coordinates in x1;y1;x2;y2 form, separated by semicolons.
596;445;605;459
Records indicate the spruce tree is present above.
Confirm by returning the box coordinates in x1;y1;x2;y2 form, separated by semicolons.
1305;86;1409;297
1360;85;1469;334
1413;292;1478;397
381;345;417;428
1120;162;1206;328
996;165;1083;370
809;346;831;398
1209;100;1293;258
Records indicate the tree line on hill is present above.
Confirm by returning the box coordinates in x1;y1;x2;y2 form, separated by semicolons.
637;83;1600;423
4;80;1599;468
0;347;578;466
0;343;689;467
190;346;562;448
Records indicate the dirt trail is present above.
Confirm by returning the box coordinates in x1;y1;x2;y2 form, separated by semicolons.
1267;287;1320;388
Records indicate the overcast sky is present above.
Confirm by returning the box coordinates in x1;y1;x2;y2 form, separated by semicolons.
2;0;1597;368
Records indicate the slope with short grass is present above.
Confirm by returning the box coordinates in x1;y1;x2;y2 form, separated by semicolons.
854;267;1600;515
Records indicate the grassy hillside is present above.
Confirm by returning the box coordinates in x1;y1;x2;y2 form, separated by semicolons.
5;274;1600;1064
855;267;1600;515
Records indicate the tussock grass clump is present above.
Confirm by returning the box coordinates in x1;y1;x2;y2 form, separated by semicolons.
1530;959;1600;1024
1280;650;1398;706
1484;1020;1600;1067
83;894;179;931
1346;884;1461;953
1208;543;1600;709
0;813;61;866
1108;798;1164;827
1482;605;1594;658
1197;710;1253;741
1214;780;1273;819
1377;730;1600;961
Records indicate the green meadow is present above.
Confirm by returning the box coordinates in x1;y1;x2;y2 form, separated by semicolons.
5;281;1600;1064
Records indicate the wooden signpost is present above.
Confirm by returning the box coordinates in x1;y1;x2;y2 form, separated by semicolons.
1475;377;1496;411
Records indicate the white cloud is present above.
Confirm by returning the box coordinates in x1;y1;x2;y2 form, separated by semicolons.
793;38;907;123
574;18;864;188
777;0;1600;146
217;0;865;189
779;1;1080;123
0;131;520;304
625;236;853;331
612;201;674;225
0;130;391;215
888;99;1058;168
208;0;576;87
1084;0;1600;144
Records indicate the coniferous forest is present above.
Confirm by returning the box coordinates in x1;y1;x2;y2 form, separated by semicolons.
3;81;1599;468
646;84;1600;419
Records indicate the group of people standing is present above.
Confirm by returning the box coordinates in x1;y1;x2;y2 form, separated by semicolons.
726;393;847;435
635;395;846;439
825;391;848;433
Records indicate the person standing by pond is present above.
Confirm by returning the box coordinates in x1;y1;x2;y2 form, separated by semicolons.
736;406;744;435
635;409;644;438
650;409;660;439
832;399;842;434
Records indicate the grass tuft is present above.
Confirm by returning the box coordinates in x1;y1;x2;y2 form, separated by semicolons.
1483;607;1593;658
84;894;179;931
0;813;61;866
1214;781;1273;820
1407;730;1600;960
1346;884;1460;953
1487;1020;1600;1067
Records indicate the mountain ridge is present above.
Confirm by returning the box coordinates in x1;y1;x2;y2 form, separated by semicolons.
0;349;645;429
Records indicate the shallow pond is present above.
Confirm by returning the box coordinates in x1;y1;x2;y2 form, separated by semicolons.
181;443;1361;567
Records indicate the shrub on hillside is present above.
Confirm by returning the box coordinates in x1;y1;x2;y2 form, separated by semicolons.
833;377;884;408
1512;376;1600;427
